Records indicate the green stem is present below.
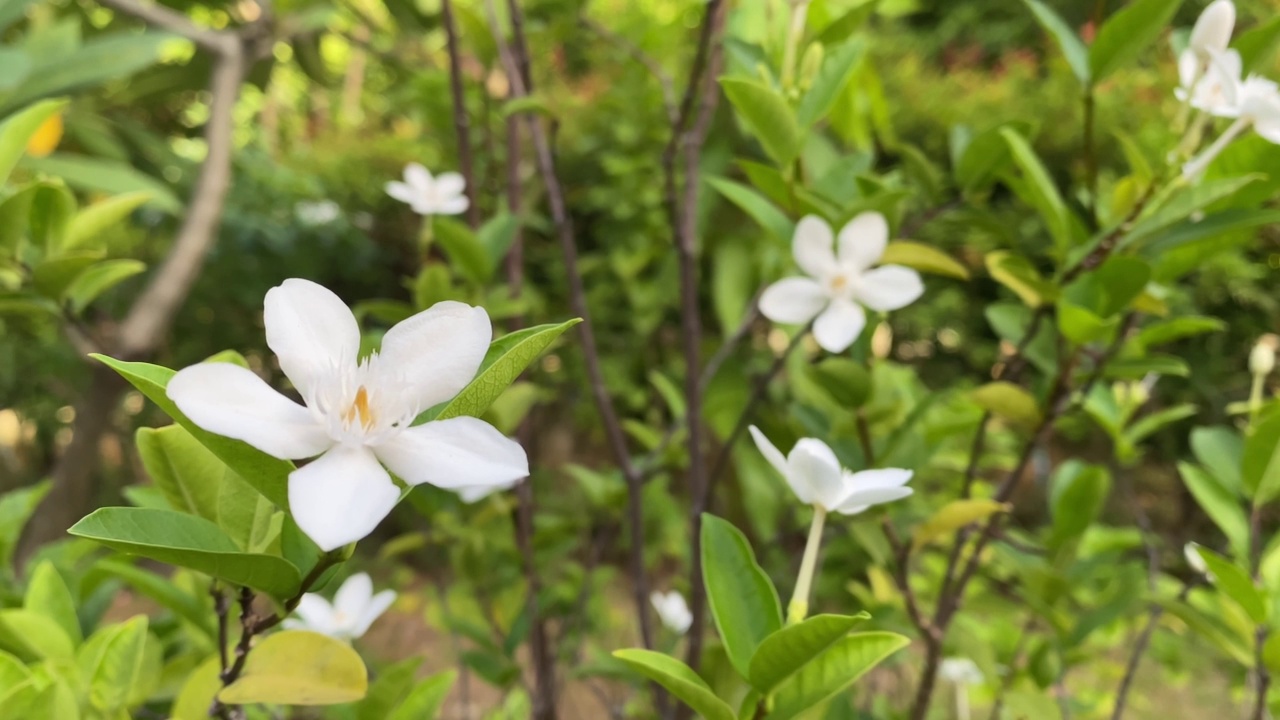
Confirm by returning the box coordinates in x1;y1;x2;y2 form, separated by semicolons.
787;505;827;625
779;0;810;92
1250;371;1266;430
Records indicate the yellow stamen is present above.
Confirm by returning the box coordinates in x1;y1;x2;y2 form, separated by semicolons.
831;275;848;291
344;386;376;430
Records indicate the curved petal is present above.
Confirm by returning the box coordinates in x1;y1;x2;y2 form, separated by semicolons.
846;468;913;490
353;590;397;637
404;163;432;191
748;426;790;480
377;301;492;413
837;212;889;271
434;172;466;198
456;481;518;503
855;265;924;312
1178;49;1200;91
373;416;528;490
812;298;866;354
787;438;843;509
385;181;417;205
264;278;361;400
792;215;837;278
167;363;332;460
333;573;373;622
290;594;335;635
436;196;470;216
759;277;827;324
833;485;914;515
287;445;400;552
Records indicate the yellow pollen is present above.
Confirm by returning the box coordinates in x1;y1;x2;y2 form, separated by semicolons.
831;275;848;291
343;386;376;430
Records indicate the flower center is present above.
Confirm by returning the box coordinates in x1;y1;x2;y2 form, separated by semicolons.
343;386;376;431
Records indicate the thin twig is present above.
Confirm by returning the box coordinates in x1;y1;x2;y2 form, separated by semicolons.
440;0;480;228
1111;584;1192;720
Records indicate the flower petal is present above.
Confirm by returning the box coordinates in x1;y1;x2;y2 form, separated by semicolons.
353;590;397;637
373;416;528;491
264;278;361;400
759;277;827;324
377;301;492;413
812;297;866;353
385;181;416;205
793;215;837;278
434;171;466;198
167;363;332;460
290;594;335;635
787;438;843;509
333;573;373;623
837;212;889;271
404;162;432;190
748;425;790;480
437;196;470;215
287;445;400;552
846;468;913;490
854;265;924;312
833;486;914;515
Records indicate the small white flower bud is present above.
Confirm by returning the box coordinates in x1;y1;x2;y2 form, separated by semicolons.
1185;543;1210;576
1190;0;1236;60
1250;335;1278;376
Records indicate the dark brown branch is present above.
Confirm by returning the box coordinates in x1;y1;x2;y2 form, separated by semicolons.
440;0;480;228
1111;584;1192;720
96;0;235;52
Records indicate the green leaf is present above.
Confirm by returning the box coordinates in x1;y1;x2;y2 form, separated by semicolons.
28;181;75;254
1191;425;1244;493
0;649;30;697
1022;0;1089;83
219;630;368;705
23;562;81;644
1244;412;1280;504
1048;461;1111;548
611;649;735;720
1134;316;1226;349
433;217;490;284
93;355;294;508
769;632;910;720
0;609;74;662
78;615;148;713
1235;15;1280;72
1104;354;1190;379
354;657;421;720
880;241;969;279
955;121;1034;191
985;250;1053;307
912;499;1009;549
971;381;1042;433
1123;176;1264;249
1089;0;1182;82
0;183;36;254
1178;462;1248;561
69;507;302;600
701;514;783;679
796;39;865;127
478;212;521;269
1000;128;1074;254
746;613;868;693
1057;301;1116;345
135;425;225;522
0;481;49;568
1191;544;1268;624
708;176;796;242
87;559;216;641
807;357;871;408
1124;403;1197;445
0;99;63;184
63;259;145;313
720;78;802;166
64;191;152;250
1139;209;1280;256
1;33;170;114
20;154;181;212
387;670;456;720
217;472;280;554
170;656;220;720
430;319;581;421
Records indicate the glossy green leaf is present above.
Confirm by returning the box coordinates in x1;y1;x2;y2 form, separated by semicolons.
354;657;421;720
720;78;802;166
1124;403;1196;445
63;191;152;250
1057;301;1116;345
1192;545;1268;624
93;355;293;508
1191;425;1244;493
78;615;148;713
1236;15;1280;72
23;562;80;644
2;33;170;114
768;632;910;719
971;381;1041;433
0;99;63;184
796;39;864;127
87;559;216;640
433;217;490;283
69;507;301;600
746;613;868;693
1000;128;1073;253
985;250;1053;307
170;656;220;720
1134;316;1227;349
20;154;181;212
1022;0;1089;83
1048;461;1111;548
0;481;49;568
387;670;456;720
28;181;76;254
219;630;368;705
135;425;225;522
63;259;145;313
708;176;796;242
1089;0;1182;82
1104;354;1190;379
1178;462;1248;561
0;649;30;697
956;121;1034;191
612;649;735;720
880;241;969;279
478;211;521;269
807;357;871;408
701;514;783;678
0;609;74;662
1244;412;1280;504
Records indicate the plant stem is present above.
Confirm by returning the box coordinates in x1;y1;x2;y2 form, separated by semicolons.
779;0;811;91
1183;117;1249;179
787;506;827;625
440;0;480;229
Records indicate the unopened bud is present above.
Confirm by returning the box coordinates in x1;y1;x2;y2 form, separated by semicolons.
1190;0;1235;59
1185;543;1211;578
797;42;824;93
1250;334;1278;376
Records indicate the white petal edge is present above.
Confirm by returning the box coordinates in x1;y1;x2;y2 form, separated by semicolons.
377;301;492;414
385;181;417;205
855;265;924;312
353;590;397;637
374;416;528;491
748;425;790;480
333;573;374;624
437;196;471;215
287;445;401;552
404;163;432;191
846;468;914;490
834;486;914;515
167;363;333;460
291;594;335;635
837;212;889;272
812;297;866;354
434;172;466;198
787;438;844;509
759;277;827;325
264;278;361;400
792;215;837;278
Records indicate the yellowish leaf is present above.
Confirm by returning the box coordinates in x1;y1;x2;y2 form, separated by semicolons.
882;241;970;280
218;631;367;706
912;499;1010;548
972;381;1042;432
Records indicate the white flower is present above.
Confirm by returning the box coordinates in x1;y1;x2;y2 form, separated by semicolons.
939;657;984;685
167;278;529;551
1178;49;1242;116
1183;76;1280;178
283;573;395;641
1250;335;1278;376
385;163;469;216
650;590;692;634
759;213;923;354
748;426;913;514
294;200;341;226
1189;0;1235;60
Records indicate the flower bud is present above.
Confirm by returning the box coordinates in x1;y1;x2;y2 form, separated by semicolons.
1185;543;1211;577
1190;0;1235;59
1250;334;1278;376
797;42;824;93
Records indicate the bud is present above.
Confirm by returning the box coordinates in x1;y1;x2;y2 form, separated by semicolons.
1250;334;1278;376
797;42;824;93
1184;543;1211;578
1190;0;1236;60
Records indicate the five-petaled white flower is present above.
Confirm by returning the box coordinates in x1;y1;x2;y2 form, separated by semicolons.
1177;0;1235;98
167;278;529;551
759;213;923;354
283;573;395;641
385;163;469;216
748;426;913;514
1178;48;1243;116
939;657;984;685
650;590;693;635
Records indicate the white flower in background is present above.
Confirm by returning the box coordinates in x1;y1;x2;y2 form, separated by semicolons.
1250;334;1278;376
1183;73;1280;178
748;426;913;514
650;590;693;634
1177;0;1236;96
385;163;469;216
294;200;341;226
167;278;529;551
1185;543;1213;579
939;657;984;685
759;213;923;354
284;573;395;641
1178;49;1242;116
